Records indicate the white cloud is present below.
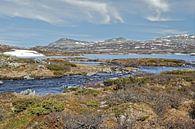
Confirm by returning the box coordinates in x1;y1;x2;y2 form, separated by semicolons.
0;0;123;24
161;29;187;34
146;16;171;22
144;0;170;22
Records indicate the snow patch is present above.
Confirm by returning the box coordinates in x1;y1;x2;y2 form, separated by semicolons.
3;49;45;58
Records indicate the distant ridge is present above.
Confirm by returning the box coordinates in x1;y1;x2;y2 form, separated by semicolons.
48;38;94;50
1;34;195;54
39;34;195;53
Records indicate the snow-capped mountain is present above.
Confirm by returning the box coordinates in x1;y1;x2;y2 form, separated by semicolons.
48;38;94;50
40;34;195;53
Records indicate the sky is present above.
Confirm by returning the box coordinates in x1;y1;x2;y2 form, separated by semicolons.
0;0;194;47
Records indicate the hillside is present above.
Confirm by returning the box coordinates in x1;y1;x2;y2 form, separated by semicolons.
38;34;195;54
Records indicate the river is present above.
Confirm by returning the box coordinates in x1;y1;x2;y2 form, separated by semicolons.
0;54;194;95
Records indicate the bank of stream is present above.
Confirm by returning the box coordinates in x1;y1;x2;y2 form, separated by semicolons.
0;53;194;95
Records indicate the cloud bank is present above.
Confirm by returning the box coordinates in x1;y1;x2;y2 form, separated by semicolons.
0;0;123;24
144;0;170;21
0;0;194;24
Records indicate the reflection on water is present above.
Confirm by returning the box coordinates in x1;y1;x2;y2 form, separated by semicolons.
69;61;102;66
140;66;195;74
82;54;195;62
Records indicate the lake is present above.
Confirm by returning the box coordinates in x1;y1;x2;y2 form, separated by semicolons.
81;53;195;63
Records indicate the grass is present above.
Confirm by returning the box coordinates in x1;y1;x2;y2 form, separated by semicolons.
13;58;36;63
86;100;100;108
46;60;77;75
29;99;64;116
75;88;100;96
161;69;195;75
4;114;34;129
104;77;147;90
111;58;186;66
0;69;194;128
12;98;64;116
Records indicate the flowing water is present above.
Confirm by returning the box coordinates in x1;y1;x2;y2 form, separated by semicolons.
0;54;194;95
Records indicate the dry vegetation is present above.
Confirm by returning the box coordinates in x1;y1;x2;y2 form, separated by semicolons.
0;70;194;129
0;55;113;79
110;58;187;67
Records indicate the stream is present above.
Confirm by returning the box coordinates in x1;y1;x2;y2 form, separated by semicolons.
0;53;194;95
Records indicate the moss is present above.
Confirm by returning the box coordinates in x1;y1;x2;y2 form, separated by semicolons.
5;114;33;129
111;58;186;66
46;60;76;75
12;99;36;113
76;88;100;96
86;100;99;108
13;58;36;63
162;70;195;75
29;99;64;116
12;98;64;116
111;104;130;117
104;77;147;90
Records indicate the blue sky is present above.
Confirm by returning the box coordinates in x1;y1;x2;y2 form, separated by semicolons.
0;0;194;47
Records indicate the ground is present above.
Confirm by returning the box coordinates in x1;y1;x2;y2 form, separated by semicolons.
0;70;194;129
0;55;115;80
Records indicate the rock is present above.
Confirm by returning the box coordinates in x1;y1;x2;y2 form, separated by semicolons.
19;89;36;95
23;75;34;80
100;101;108;108
0;81;3;85
86;72;97;76
8;62;22;68
190;53;195;56
109;77;119;80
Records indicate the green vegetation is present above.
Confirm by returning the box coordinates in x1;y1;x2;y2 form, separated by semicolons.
0;70;194;129
13;58;36;63
111;58;186;66
86;100;99;108
76;87;100;96
29;99;64;115
161;69;195;75
13;98;64;116
104;76;147;90
46;59;77;75
13;98;36;113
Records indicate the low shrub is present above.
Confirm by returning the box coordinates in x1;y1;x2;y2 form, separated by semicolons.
14;58;36;63
29;99;64;116
111;58;186;67
12;98;64;116
76;88;100;96
46;61;76;75
162;70;195;75
104;77;147;90
86;100;99;108
0;109;4;121
62;111;103;129
189;106;195;119
12;99;36;113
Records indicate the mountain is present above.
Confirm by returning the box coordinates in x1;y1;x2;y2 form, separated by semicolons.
36;34;195;54
48;38;94;50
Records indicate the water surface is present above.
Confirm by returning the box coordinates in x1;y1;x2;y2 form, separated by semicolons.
81;54;195;62
1;53;194;95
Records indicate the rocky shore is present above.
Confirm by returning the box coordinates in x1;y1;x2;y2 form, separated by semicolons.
0;55;122;80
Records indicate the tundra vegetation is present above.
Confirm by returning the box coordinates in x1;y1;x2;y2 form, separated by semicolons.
0;70;194;129
110;58;187;67
0;55;112;79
